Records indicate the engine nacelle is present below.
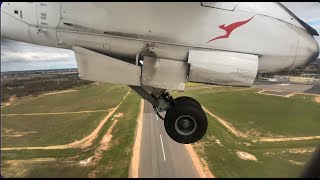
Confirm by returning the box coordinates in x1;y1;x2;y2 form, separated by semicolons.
187;50;259;87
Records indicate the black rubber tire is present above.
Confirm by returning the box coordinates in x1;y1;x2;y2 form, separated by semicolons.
164;102;208;144
174;96;201;108
174;96;205;117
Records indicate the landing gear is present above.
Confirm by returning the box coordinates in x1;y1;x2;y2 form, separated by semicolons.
174;96;201;108
129;86;208;144
165;96;207;144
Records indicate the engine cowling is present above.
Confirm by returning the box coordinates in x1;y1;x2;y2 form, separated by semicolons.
187;50;259;87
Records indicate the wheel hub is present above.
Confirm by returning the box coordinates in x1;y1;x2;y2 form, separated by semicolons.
174;115;197;136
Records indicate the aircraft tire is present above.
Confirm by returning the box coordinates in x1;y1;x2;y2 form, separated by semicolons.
174;96;202;108
164;101;208;144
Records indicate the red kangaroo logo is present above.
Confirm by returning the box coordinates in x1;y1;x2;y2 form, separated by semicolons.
207;16;255;43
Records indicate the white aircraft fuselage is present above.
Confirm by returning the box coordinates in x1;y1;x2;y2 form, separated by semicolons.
2;2;319;73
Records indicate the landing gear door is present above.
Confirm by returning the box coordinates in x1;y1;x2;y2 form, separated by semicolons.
30;2;61;47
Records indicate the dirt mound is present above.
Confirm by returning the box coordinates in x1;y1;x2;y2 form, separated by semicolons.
288;160;304;166
208;135;223;146
1;95;16;107
114;113;124;118
236;151;257;161
315;96;320;104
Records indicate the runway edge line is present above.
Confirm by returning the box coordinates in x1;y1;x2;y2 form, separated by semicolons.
185;144;215;178
129;99;144;178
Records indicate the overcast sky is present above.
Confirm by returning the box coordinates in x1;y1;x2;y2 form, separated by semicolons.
1;2;320;72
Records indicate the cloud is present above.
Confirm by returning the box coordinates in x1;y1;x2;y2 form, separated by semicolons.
281;2;320;51
1;39;77;72
312;24;320;30
304;18;320;24
281;2;320;20
1;51;73;62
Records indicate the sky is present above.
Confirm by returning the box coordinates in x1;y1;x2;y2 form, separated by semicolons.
1;39;76;72
1;2;320;72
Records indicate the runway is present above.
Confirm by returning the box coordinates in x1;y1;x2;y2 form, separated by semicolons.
138;102;200;178
253;80;320;95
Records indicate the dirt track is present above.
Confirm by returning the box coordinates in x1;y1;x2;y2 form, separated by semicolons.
1;90;131;151
258;136;320;142
87;118;119;178
203;106;320;143
258;90;320;100
202;106;247;138
1;110;110;116
42;90;78;96
129;100;144;178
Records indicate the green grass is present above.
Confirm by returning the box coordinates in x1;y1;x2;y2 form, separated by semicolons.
2;161;92;178
175;88;320;138
2;83;129;114
94;91;140;178
2;83;129;147
2;112;107;147
1;91;141;178
1;149;81;160
193;113;316;178
2;83;130;147
24;164;91;178
173;86;320;177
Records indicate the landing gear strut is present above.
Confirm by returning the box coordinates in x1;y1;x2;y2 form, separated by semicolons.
130;86;208;144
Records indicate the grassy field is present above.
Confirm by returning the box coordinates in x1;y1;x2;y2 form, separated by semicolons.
174;86;320;138
193;114;315;178
2;112;107;147
2;83;128;114
90;92;140;178
1;86;141;178
173;83;320;178
3;79;320;178
2;83;130;147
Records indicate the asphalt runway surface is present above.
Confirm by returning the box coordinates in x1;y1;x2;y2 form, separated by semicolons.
138;102;200;178
253;80;320;95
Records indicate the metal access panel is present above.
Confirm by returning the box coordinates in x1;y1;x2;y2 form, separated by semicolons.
141;57;188;91
188;50;258;87
73;46;141;86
